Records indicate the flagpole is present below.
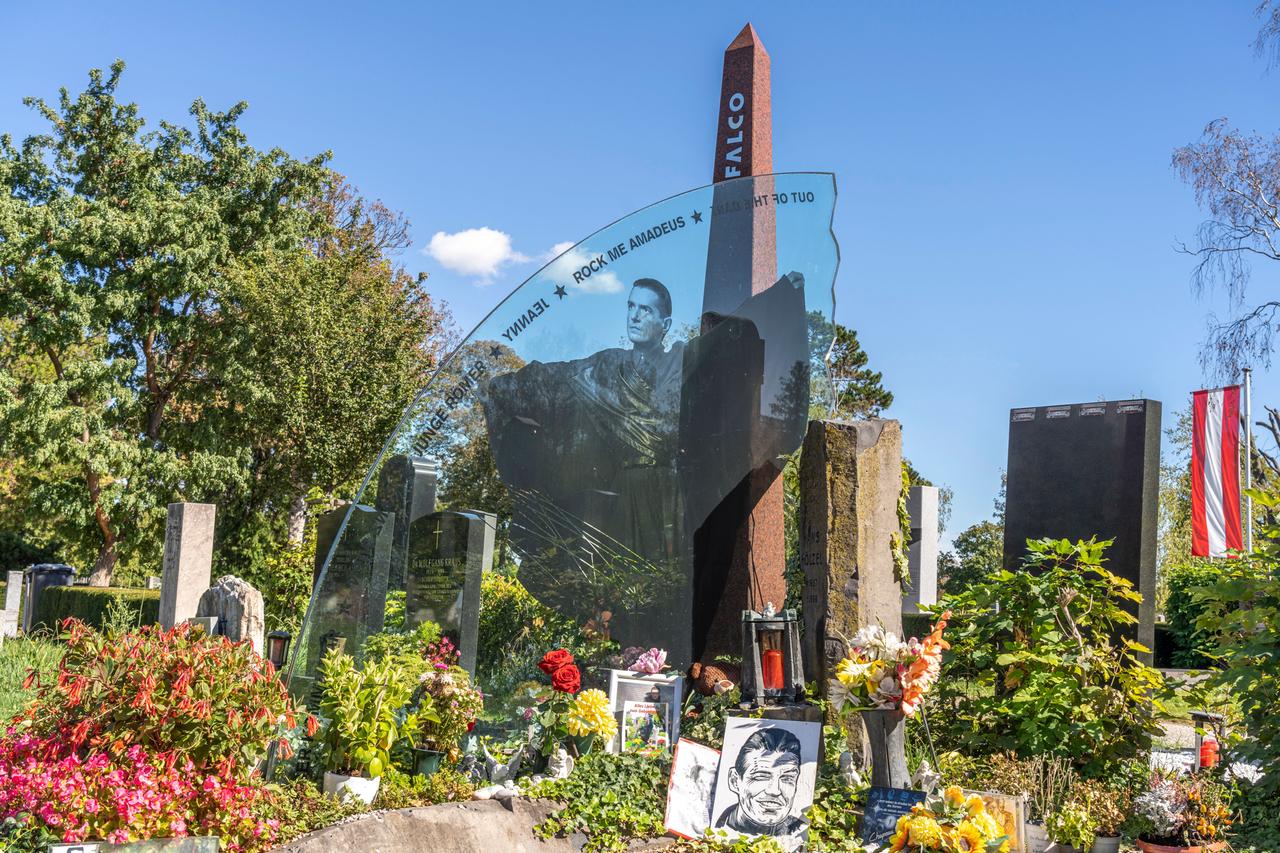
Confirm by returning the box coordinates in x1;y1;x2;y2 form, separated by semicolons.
1244;366;1253;552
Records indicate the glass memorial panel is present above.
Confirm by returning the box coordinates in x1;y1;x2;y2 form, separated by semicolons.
286;173;840;715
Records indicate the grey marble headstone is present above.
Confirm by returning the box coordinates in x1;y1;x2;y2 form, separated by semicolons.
159;503;217;629
308;504;395;672
902;486;939;614
0;610;16;640
4;570;22;612
406;510;494;674
146;575;162;590
376;454;439;591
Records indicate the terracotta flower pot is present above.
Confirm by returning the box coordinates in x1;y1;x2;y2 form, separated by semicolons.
1136;840;1227;853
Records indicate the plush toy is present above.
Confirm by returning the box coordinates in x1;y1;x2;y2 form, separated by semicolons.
689;661;739;696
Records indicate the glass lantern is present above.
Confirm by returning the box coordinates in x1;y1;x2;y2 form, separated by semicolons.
740;607;805;706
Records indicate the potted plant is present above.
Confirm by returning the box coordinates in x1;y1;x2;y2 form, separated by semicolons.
318;649;424;804
1132;771;1232;852
1071;779;1128;853
413;639;484;776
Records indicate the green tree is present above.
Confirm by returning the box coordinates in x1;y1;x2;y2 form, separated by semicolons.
0;62;328;585
938;519;1003;595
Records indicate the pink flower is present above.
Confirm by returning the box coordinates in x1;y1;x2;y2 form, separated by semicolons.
632;647;667;674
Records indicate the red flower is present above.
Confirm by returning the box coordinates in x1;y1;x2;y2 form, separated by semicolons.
538;649;575;676
550;664;581;694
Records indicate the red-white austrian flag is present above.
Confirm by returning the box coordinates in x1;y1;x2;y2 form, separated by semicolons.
1191;385;1243;558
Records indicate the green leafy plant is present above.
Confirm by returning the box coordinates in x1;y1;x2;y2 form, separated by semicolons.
20;619;306;775
531;751;667;853
372;766;475;809
361;620;443;683
30;585;159;634
929;537;1164;776
1163;560;1219;668
1193;488;1280;805
257;777;367;847
0;636;62;722
318;649;429;778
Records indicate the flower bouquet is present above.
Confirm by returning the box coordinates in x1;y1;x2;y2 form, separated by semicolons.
516;649;617;757
889;785;1011;853
829;611;951;716
1132;771;1232;852
414;638;484;770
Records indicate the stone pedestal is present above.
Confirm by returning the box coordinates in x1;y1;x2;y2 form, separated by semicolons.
903;486;939;614
799;419;904;686
158;503;217;630
196;575;266;653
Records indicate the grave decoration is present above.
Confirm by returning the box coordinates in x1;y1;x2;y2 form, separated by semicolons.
606;654;683;754
828;611;950;788
739;605;805;707
886;786;1011;853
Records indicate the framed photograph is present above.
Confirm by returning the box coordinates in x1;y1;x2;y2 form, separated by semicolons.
664;738;721;840
606;669;683;752
964;789;1027;853
621;701;671;755
709;716;821;852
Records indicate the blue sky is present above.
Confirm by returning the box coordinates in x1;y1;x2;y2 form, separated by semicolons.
4;2;1277;545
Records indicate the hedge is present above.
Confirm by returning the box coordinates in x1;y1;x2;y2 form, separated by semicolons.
31;585;160;634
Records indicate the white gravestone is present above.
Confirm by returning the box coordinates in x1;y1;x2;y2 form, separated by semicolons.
159;503;217;629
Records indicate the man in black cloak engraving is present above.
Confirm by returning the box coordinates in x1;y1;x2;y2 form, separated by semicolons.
481;272;811;662
481;279;686;648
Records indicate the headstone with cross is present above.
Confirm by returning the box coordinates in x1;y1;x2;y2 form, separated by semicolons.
406;509;494;674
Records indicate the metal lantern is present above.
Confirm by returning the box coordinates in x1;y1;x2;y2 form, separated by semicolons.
740;606;805;706
266;630;292;673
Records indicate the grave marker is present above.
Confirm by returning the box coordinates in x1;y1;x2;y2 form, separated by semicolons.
406;510;494;674
376;454;439;591
158;503;216;630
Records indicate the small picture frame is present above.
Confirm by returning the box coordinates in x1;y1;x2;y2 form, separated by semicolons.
665;737;721;840
606;669;683;753
621;700;671;755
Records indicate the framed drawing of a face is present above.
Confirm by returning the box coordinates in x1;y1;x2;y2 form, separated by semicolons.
709;716;821;852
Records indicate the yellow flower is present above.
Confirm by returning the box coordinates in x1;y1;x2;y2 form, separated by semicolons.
955;820;985;852
907;815;943;848
967;795;986;817
889;814;913;852
944;786;967;808
566;688;617;739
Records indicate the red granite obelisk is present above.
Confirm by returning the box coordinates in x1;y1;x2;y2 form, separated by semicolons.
694;23;787;663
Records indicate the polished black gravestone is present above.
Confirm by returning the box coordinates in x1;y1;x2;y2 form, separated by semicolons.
376;454;439;590
308;504;394;672
1003;399;1160;653
406;510;494;674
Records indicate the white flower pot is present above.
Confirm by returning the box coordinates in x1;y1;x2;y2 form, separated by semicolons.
1091;837;1121;853
323;770;381;805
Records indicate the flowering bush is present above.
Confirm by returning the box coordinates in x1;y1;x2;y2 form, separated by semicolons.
415;639;484;758
20;619;310;777
0;730;278;851
517;650;614;756
1132;771;1232;848
829;612;950;717
888;785;1009;853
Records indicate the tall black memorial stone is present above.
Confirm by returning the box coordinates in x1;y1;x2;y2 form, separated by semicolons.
376;454;439;590
1003;399;1160;653
406;510;494;674
309;504;394;672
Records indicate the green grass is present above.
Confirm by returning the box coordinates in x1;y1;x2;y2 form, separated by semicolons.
0;635;63;722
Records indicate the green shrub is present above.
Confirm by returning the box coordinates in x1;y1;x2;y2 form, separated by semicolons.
372;766;474;809
929;537;1164;777
241;529;316;636
0;636;63;722
31;585;159;633
531;751;668;853
1163;561;1219;668
0;530;57;577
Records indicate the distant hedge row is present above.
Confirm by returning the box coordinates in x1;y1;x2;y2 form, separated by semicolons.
31;585;160;634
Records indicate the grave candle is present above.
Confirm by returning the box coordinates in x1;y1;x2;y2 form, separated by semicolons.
762;648;784;689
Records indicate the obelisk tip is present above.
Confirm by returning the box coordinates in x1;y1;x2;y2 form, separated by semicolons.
727;22;765;53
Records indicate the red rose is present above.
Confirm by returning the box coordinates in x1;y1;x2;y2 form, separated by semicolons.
538;649;575;676
550;664;581;694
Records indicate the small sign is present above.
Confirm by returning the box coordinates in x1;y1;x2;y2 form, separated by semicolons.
1011;409;1036;423
50;845;102;853
1046;406;1071;419
1117;400;1145;414
1080;403;1106;417
861;786;926;845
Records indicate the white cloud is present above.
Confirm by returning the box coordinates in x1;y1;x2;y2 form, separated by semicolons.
543;243;624;294
425;227;530;281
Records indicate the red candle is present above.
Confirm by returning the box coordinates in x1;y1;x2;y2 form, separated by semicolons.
762;648;784;690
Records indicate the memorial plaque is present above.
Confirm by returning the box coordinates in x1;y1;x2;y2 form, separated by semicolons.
376;454;439;590
861;786;926;845
302;504;394;675
406;510;493;674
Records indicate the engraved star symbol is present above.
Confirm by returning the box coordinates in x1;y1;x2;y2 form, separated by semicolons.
692;209;703;224
554;284;567;299
489;345;502;358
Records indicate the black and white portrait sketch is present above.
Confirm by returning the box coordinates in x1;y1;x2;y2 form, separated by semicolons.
710;718;820;851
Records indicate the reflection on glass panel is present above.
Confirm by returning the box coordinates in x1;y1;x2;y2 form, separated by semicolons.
286;173;838;713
